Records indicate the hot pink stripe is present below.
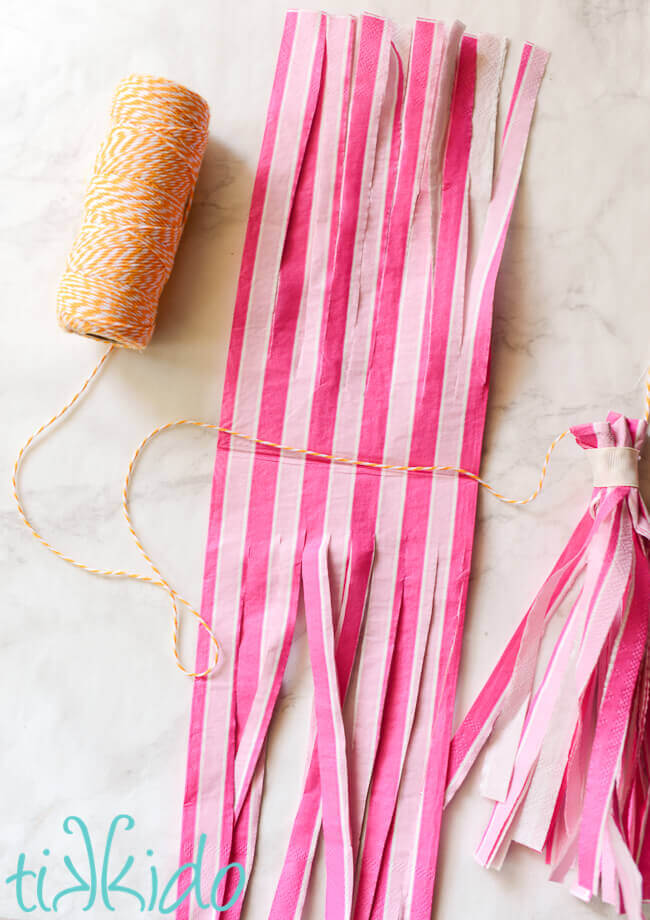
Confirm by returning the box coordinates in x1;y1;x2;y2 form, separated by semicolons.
302;536;355;919
578;533;649;891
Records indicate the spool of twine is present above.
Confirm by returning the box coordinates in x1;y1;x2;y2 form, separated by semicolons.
14;74;223;679
56;74;209;349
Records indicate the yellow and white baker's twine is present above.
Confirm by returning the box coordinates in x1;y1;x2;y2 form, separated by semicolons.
56;74;209;349
14;337;650;677
11;345;219;678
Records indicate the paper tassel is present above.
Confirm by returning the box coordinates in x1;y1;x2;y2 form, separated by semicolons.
446;412;650;917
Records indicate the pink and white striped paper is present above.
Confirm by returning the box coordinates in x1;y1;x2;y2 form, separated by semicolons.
447;413;650;918
177;12;547;917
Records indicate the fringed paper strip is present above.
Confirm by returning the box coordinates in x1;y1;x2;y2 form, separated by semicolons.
447;412;650;918
176;12;548;919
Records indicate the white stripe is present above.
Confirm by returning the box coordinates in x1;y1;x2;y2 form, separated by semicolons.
317;537;354;914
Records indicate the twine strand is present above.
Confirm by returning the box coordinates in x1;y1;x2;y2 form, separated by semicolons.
12;349;579;680
14;346;650;677
12;345;219;679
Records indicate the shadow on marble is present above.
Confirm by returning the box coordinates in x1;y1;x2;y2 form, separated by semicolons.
106;134;254;423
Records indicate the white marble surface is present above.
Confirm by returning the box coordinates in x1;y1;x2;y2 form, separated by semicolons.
2;1;650;917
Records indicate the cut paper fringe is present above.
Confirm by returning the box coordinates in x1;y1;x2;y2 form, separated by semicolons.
447;412;650;918
176;11;548;919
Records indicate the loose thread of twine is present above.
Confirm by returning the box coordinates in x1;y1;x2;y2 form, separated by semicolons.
20;350;632;678
29;73;218;677
12;345;219;678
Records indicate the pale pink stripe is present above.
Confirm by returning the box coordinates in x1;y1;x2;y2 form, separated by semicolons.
608;816;643;917
302;536;355;919
462;44;549;369
445;512;593;800
479;542;591;802
574;498;633;686
476;504;625;867
466;34;506;282
268;536;374;920
501;42;532;144
225;762;264;915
